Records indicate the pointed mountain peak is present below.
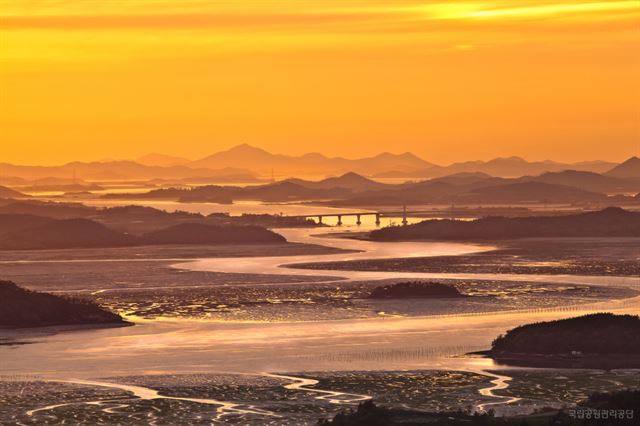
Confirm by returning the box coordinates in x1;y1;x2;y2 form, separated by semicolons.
606;156;640;178
399;151;424;160
371;151;423;160
301;152;328;160
339;171;367;179
621;156;640;164
328;171;376;183
489;156;527;163
225;143;270;154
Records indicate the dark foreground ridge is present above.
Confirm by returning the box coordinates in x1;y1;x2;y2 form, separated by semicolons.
370;207;640;240
318;390;640;425
483;313;640;368
368;282;464;299
0;280;128;328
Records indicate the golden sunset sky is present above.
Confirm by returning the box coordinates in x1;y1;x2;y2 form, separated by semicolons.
1;1;638;165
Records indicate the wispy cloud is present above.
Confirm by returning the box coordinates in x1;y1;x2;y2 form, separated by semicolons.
1;1;637;30
1;1;637;66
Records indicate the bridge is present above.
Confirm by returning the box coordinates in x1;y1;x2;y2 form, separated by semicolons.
291;207;409;226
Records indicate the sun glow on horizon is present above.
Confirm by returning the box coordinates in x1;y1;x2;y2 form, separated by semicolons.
0;1;638;165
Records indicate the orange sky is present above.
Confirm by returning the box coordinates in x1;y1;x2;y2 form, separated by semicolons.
1;1;639;165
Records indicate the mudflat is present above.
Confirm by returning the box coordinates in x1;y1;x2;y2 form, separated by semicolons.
288;237;640;277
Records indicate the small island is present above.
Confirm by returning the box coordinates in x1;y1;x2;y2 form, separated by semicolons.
368;282;464;299
482;313;640;368
0;280;128;328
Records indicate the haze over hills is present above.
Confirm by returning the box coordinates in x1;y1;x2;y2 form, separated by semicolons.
375;156;619;179
327;179;612;206
100;169;640;206
0;160;260;183
0;145;636;183
136;153;191;167
520;170;639;193
5;148;634;206
0;200;316;234
0;186;28;199
284;172;391;192
189;143;434;176
188;146;623;178
461;182;605;204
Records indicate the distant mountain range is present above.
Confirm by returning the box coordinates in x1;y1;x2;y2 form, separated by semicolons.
374;157;620;179
189;143;433;176
188;145;629;178
1;144;637;183
137;153;190;167
102;168;640;206
0;161;260;183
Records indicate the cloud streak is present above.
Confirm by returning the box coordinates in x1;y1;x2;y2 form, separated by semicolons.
1;1;637;30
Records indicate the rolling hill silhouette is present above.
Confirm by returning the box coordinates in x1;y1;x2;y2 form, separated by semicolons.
0;186;28;199
0;214;289;250
0;214;54;237
102;166;637;205
518;170;638;193
370;207;640;240
0;146;629;182
189;143;434;175
0;200;96;219
461;181;605;203
285;172;389;192
606;156;640;178
0;218;138;250
0;160;258;181
375;157;617;178
330;179;609;206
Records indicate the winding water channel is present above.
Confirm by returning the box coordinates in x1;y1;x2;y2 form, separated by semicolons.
2;219;639;421
177;226;640;288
